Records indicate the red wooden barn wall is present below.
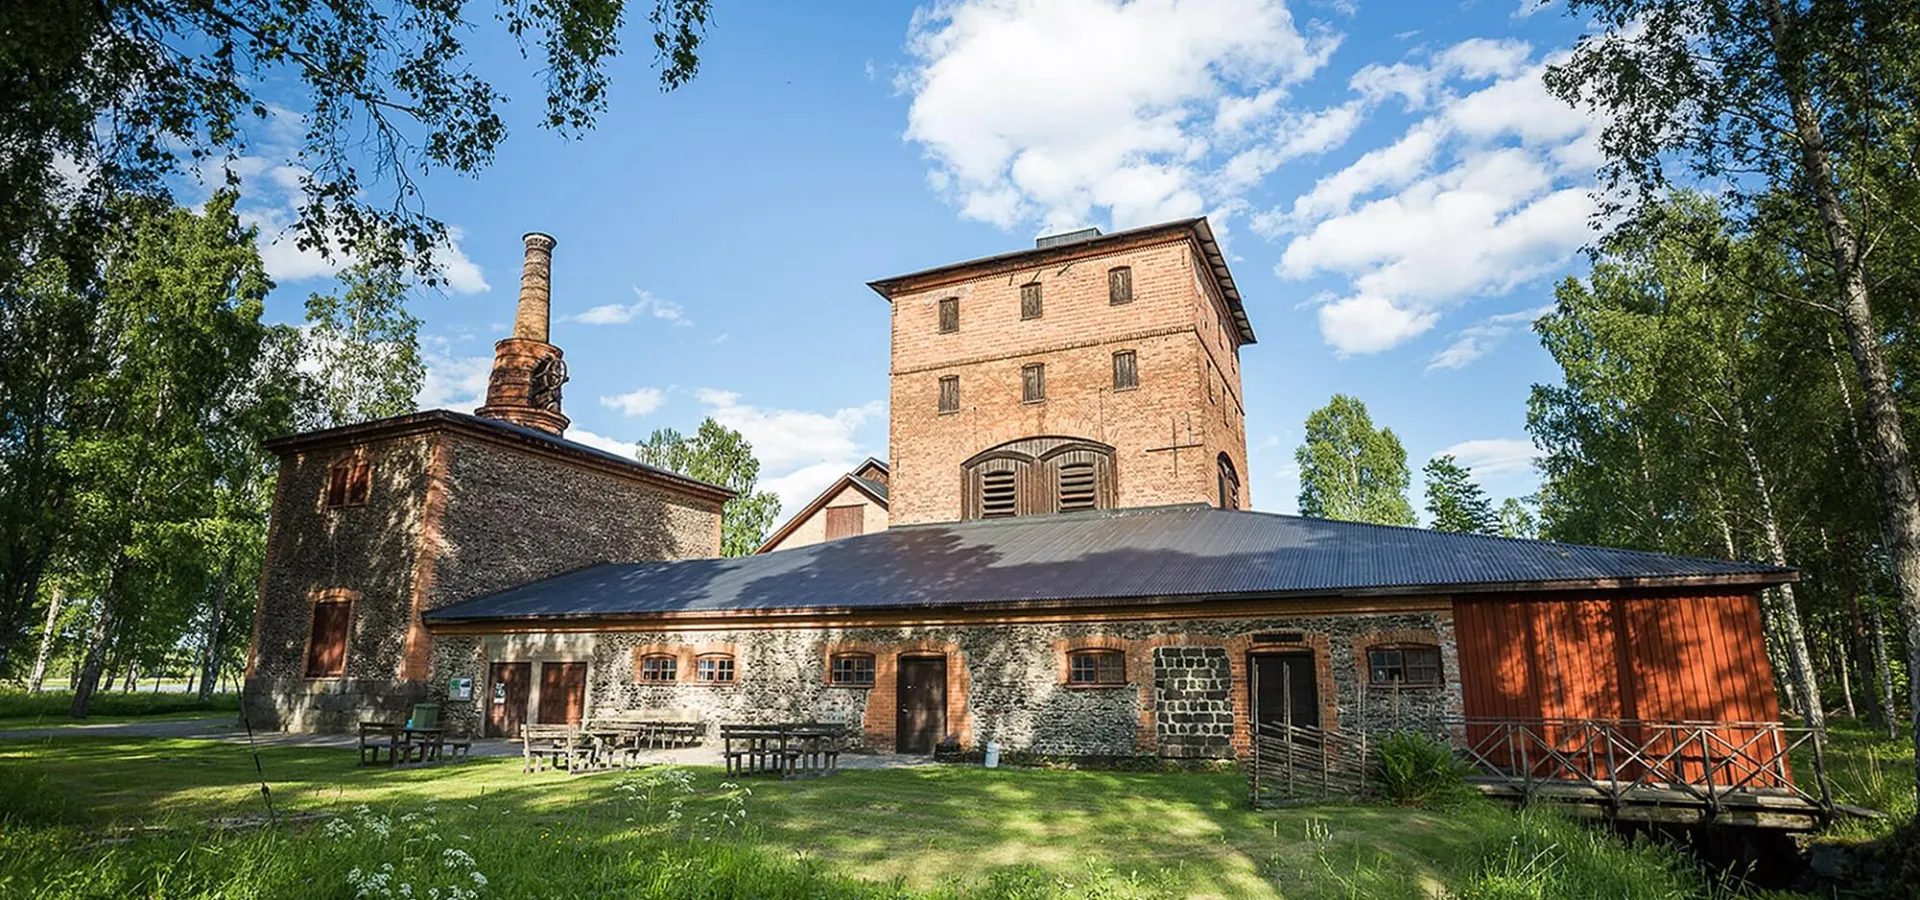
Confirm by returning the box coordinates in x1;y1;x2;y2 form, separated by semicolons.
1451;590;1786;785
1452;589;1781;723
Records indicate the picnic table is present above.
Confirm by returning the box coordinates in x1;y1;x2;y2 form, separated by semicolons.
720;722;845;778
359;722;472;767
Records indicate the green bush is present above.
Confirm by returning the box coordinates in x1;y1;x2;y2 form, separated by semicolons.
0;690;238;723
1371;731;1469;808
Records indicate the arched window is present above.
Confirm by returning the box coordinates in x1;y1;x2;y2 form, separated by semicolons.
962;437;1116;519
1067;649;1126;685
639;654;679;683
829;653;875;686
1217;454;1240;510
695;653;735;684
1366;644;1442;686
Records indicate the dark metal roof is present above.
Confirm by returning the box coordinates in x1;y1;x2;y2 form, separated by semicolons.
852;475;889;503
261;409;734;503
866;217;1256;344
427;504;1794;624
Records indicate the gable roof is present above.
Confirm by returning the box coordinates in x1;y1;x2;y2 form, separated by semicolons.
262;409;735;505
429;504;1794;626
865;218;1255;344
754;461;890;554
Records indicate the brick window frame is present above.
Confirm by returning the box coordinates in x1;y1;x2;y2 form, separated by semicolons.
322;455;372;509
1020;282;1043;320
1021;363;1045;403
1108;266;1133;304
632;644;695;683
695;653;736;684
1364;644;1443;688
826;652;876;687
301;588;358;679
938;296;959;333
1112;350;1138;392
1350;629;1449;691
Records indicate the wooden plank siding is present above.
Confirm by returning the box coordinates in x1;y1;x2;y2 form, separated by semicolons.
1453;590;1785;786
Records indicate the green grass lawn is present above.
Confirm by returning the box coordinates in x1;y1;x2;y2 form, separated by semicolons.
0;690;239;731
0;735;1757;899
1798;718;1917;841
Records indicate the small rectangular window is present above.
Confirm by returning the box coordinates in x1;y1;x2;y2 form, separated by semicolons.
1108;267;1133;304
325;460;371;509
640;655;679;682
938;375;959;414
1068;650;1126;685
825;505;864;540
938;297;959;333
1021;282;1043;320
1022;363;1045;403
1112;350;1138;391
696;655;735;683
830;654;876;686
1368;645;1443;686
1207;361;1216;404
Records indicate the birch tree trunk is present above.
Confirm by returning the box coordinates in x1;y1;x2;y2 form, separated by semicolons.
1765;0;1920;783
68;559;126;718
1734;402;1825;727
198;555;232;703
27;585;64;692
1871;602;1898;739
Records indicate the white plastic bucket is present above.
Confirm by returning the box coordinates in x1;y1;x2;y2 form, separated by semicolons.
984;741;1001;768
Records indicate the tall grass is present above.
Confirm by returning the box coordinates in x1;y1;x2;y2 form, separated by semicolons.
1451;806;1732;900
1371;731;1471;808
0;690;238;723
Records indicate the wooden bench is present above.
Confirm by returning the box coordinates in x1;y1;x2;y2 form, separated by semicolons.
720;722;846;778
522;724;590;773
360;722;405;766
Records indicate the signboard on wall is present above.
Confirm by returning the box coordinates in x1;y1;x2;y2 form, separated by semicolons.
448;677;474;701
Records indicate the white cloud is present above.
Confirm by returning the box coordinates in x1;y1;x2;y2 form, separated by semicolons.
1514;0;1554;19
601;387;666;417
1426;303;1554;371
695;389;884;475
900;0;1341;232
569;287;690;326
1266;40;1603;355
568;429;639;458
417;347;492;412
1436;438;1540;492
763;462;862;518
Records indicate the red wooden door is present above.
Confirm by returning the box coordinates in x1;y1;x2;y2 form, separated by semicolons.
537;662;588;724
488;662;531;737
895;656;946;753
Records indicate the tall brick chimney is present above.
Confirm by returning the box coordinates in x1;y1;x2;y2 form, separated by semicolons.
476;232;570;435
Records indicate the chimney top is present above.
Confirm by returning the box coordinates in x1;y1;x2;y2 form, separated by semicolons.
1036;227;1102;249
477;230;570;436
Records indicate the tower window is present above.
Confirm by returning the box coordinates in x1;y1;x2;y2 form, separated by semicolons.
938;297;959;333
304;599;352;677
1022;363;1045;403
938;375;959;414
1021;282;1043;320
1108;267;1133;304
325;459;371;509
1057;463;1098;511
1112;350;1138;391
980;470;1018;518
1217;453;1240;510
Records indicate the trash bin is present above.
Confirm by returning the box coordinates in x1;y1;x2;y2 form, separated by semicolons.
985;741;1001;768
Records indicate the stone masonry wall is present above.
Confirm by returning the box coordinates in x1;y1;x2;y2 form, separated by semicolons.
1154;646;1235;758
244;434;434;731
249;425;724;734
887;234;1249;526
438;608;1459;758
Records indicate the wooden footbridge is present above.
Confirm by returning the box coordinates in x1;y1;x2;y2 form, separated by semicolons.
1250;717;1844;832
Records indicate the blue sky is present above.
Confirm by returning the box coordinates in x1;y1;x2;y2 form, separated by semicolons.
222;0;1597;520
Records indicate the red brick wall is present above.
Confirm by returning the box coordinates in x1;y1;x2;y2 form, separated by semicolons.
887;234;1249;525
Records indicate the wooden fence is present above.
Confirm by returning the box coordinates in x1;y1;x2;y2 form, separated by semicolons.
1248;721;1371;807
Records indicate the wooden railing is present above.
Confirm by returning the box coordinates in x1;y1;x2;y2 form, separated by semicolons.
1451;717;1833;814
1249;717;1834;820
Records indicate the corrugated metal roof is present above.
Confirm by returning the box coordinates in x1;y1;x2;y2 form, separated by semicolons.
852;476;889;503
426;504;1794;624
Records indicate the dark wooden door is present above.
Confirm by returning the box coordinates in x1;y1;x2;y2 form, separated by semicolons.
1250;653;1319;733
536;662;587;725
896;655;947;754
487;662;531;737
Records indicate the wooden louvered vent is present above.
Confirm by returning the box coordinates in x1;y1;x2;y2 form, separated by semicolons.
980;471;1018;518
1057;463;1098;511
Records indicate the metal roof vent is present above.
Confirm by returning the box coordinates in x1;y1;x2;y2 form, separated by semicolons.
1035;227;1102;249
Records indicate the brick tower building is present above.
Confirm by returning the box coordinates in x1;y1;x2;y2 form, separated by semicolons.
870;219;1254;526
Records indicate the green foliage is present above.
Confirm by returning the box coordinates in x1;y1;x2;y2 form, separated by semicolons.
0;690;238;726
0;0;715;284
1371;731;1470;808
302;254;424;429
1422;455;1497;534
1296;394;1416;527
1497;498;1538;540
1453;808;1716;900
635;419;782;556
